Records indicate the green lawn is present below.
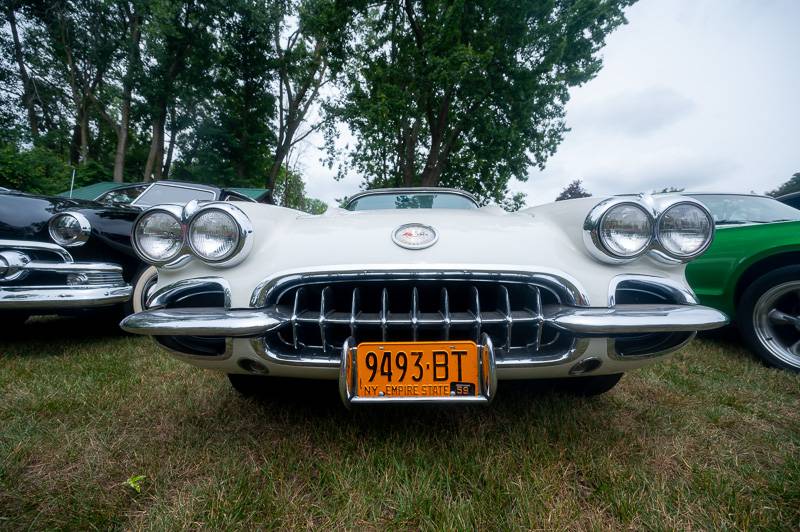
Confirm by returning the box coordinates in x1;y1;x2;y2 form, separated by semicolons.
1;317;799;530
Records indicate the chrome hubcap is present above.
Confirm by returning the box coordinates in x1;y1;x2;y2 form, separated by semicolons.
754;281;800;368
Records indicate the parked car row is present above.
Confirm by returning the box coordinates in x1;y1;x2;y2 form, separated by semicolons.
3;182;798;406
0;181;270;326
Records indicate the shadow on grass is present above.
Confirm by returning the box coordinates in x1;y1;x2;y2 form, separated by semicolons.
226;375;602;440
1;313;127;357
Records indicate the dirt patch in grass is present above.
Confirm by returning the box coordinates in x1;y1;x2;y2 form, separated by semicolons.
1;318;798;529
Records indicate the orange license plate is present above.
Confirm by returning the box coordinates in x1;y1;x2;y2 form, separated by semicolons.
355;341;479;399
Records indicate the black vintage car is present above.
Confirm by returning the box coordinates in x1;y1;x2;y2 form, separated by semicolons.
0;181;269;325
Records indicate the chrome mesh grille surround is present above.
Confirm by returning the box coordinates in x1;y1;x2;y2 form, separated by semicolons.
252;271;586;366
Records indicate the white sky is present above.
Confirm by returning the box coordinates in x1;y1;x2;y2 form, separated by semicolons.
301;0;800;207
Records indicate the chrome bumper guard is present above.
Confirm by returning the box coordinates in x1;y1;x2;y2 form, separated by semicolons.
120;303;729;339
0;239;132;309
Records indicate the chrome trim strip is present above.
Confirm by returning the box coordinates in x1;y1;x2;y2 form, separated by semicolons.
0;285;132;308
146;277;232;309
20;260;123;274
0;239;72;262
608;274;699;306
548;304;728;335
250;268;591;308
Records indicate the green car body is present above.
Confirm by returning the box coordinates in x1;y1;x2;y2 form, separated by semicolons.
686;220;800;321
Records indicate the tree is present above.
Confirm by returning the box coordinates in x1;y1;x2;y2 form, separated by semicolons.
556;179;591;201
326;0;635;204
272;167;327;214
266;0;353;193
652;186;684;193
767;172;800;197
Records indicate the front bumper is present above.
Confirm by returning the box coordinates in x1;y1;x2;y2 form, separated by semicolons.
0;239;132;310
120;272;729;389
121;303;728;338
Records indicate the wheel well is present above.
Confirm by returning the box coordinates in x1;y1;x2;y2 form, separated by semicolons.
734;252;800;305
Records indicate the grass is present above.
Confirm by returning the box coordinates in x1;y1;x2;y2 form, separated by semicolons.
1;317;799;530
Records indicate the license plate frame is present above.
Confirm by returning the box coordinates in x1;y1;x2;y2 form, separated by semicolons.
339;333;497;407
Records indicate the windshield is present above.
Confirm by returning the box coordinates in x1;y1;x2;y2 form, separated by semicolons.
689;194;800;225
346;192;477;211
132;183;216;207
96;186;145;205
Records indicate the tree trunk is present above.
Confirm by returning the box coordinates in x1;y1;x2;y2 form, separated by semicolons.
267;144;289;192
143;112;165;182
112;14;141;183
78;105;89;164
161;107;176;179
7;7;39;140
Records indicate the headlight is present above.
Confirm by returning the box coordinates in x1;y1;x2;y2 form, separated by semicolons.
187;204;252;266
584;199;654;263
655;202;714;260
49;212;91;247
599;203;653;257
188;209;240;262
133;210;184;264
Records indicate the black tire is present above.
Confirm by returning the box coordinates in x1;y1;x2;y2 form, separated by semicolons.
558;373;623;397
228;374;270;397
738;265;800;372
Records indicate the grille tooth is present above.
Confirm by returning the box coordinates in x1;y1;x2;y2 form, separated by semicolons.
470;286;481;344
499;285;512;351
319;286;332;353
411;286;419;341
291;287;304;349
532;285;543;351
380;287;389;341
440;287;450;340
264;276;576;362
350;287;360;338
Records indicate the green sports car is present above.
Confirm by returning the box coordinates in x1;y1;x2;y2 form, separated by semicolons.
685;193;800;372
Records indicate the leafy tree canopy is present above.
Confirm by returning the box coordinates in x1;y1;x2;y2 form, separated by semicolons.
767;172;800;197
555;179;591;201
326;0;636;204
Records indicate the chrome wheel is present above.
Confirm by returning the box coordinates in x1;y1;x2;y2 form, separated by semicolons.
753;280;800;369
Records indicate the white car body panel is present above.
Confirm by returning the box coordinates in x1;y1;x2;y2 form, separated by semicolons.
122;190;729;397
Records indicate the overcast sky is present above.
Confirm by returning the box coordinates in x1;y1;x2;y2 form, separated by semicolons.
302;0;800;207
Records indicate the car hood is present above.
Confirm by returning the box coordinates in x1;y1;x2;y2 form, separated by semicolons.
158;200;687;307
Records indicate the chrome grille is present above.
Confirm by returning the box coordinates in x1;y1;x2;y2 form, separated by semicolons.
81;271;126;286
257;273;579;362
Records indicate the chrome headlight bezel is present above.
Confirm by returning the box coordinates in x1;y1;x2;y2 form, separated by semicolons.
186;203;253;267
131;205;186;266
650;198;715;263
131;202;253;269
583;198;655;264
48;212;91;247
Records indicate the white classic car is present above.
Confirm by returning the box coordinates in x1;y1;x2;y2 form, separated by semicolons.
121;187;728;406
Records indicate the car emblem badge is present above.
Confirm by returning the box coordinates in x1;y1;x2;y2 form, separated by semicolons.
392;223;438;250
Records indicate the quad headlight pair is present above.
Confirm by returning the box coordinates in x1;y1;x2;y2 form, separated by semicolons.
132;202;253;267
584;196;714;264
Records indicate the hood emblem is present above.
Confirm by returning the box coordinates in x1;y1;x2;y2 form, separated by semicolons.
392;223;438;250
